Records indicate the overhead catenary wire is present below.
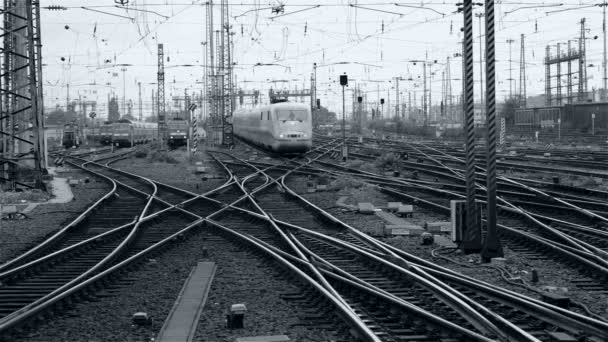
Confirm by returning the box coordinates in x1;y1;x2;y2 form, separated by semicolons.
42;0;608;111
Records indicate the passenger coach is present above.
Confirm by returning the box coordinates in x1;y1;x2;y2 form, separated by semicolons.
233;102;312;153
112;119;157;147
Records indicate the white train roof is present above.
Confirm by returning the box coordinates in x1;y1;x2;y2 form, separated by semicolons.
234;102;310;117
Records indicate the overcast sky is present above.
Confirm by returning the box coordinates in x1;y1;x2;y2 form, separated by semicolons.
41;1;607;118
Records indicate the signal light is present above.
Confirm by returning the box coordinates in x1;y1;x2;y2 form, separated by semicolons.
340;74;348;86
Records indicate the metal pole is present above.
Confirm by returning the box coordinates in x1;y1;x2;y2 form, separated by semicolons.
481;0;503;261
138;82;142;121
313;63;317;126
507;39;514;98
423;62;427;124
557;43;562;105
462;0;482;253
342;84;346;144
602;2;607;101
428;66;433;122
476;13;484;111
121;67;127;116
395;77;399;119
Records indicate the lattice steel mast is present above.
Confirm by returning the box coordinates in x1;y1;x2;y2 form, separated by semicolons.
1;0;46;189
221;0;233;146
519;34;526;107
579;18;587;101
157;43;166;149
206;1;220;146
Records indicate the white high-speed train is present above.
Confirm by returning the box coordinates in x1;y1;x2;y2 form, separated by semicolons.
233;102;312;153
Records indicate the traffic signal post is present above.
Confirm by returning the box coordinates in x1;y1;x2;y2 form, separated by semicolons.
340;73;348;160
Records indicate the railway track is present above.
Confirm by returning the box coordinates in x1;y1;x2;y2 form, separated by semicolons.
209;147;608;341
5;139;608;341
0;151;205;336
322;138;608;257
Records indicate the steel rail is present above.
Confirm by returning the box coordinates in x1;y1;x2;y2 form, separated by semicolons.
252;234;497;341
260;155;608;337
0;222;134;280
0;217;204;334
0;159;119;273
286;226;537;341
208;148;401;340
412;142;608;260
343;142;608;262
203;219;382;342
264;164;523;338
0;158;159;331
375;240;608;338
275;156;608;339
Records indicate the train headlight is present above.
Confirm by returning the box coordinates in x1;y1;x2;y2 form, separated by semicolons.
279;133;285;138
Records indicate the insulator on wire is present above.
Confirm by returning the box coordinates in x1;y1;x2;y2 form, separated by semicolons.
45;5;67;10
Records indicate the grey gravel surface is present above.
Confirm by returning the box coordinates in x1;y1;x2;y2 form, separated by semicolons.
292;169;608;320
0;169;110;264
112;148;227;194
9;229;339;342
7;151;340;342
194;233;340;342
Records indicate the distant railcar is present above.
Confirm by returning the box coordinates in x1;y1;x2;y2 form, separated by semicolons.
62;122;81;148
513;102;608;135
167;118;189;147
99;121;113;145
513;107;561;131
562;102;608;134
112;119;157;147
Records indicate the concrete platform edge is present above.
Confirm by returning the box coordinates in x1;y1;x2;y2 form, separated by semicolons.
156;261;217;342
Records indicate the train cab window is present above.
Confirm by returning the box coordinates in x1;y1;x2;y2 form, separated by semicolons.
276;110;307;123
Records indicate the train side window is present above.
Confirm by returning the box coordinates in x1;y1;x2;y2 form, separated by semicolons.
260;112;263;120
267;111;270;120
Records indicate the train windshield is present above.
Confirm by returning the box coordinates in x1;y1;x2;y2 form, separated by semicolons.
168;121;188;129
276;110;307;122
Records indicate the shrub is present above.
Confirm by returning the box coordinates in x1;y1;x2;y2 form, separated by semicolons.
346;159;365;169
359;163;377;173
147;151;179;164
134;147;148;158
328;176;366;191
349;183;379;203
375;152;400;171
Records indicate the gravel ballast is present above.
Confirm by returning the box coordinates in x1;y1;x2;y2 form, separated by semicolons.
0;168;110;263
112;148;227;194
290;169;608;320
10;228;339;342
